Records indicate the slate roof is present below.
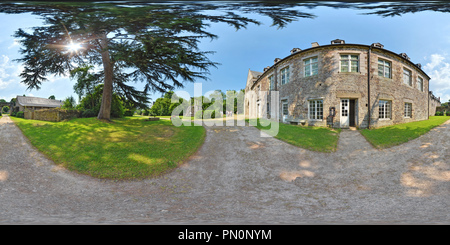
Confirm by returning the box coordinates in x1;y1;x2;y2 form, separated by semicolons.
16;96;63;108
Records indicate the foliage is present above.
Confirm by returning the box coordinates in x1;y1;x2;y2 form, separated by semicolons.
3;2;309;120
77;84;124;118
11;116;206;180
203;110;216;119
16;111;24;118
62;96;76;109
435;111;444;116
1;106;8;113
446;111;450;116
360;116;450;149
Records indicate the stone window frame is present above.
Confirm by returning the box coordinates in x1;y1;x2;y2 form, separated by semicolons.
378;99;391;120
268;75;274;90
280;66;290;85
404;102;412;118
308;99;324;121
339;53;359;73
403;67;412;87
378;58;392;79
417;76;424;92
281;99;289;116
303;56;319;77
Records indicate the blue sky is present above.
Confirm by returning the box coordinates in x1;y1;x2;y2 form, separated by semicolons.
1;3;450;104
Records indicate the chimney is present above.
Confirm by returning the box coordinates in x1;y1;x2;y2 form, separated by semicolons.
371;42;384;49
331;39;345;44
274;58;281;64
311;42;319;48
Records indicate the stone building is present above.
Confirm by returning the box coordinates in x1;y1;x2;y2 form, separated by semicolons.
13;95;63;112
245;39;436;129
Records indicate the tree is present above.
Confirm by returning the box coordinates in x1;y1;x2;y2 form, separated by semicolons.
62;96;76;109
2;2;311;120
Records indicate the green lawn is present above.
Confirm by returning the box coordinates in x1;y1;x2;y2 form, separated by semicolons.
11;116;206;180
250;119;341;152
359;116;450;149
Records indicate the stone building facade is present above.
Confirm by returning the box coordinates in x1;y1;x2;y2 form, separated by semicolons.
245;40;434;129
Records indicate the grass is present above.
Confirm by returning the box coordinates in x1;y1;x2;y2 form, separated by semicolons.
359;116;450;149
249;118;341;152
11;116;206;180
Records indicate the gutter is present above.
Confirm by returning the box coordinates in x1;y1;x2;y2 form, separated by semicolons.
367;45;372;129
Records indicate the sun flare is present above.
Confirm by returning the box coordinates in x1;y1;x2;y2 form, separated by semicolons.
67;42;81;52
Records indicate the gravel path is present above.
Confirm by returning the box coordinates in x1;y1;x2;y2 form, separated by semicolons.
0;115;449;224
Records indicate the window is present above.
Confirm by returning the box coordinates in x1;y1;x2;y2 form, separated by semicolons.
282;101;288;116
304;57;318;77
378;59;391;78
309;100;323;120
404;103;412;118
281;67;290;85
269;75;274;90
379;100;391;119
340;54;359;73
403;68;412;86
417;77;423;92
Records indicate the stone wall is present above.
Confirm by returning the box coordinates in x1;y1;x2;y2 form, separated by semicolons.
246;42;431;128
24;108;80;122
429;92;442;116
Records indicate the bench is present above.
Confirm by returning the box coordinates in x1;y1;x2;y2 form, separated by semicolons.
287;119;306;125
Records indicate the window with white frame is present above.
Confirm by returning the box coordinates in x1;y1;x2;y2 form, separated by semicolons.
404;102;412;118
417;77;423;92
304;57;318;77
378;59;391;78
269;75;274;90
379;100;391;119
309;99;323;120
340;54;359;73
403;68;412;86
281;66;290;85
282;101;288;116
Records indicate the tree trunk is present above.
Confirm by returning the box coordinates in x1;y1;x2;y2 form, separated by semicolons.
97;33;113;120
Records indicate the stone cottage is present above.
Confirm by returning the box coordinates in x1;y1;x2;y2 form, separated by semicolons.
12;96;63;113
245;39;438;128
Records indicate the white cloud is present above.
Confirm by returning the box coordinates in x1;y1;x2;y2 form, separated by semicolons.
7;39;20;50
424;54;450;103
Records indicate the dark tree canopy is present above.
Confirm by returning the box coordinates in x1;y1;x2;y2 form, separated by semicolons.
0;1;315;120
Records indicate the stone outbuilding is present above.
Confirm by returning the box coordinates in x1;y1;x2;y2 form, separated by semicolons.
12;96;63;113
245;40;438;129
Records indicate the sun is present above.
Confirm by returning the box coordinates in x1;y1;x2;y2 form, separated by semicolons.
67;42;81;52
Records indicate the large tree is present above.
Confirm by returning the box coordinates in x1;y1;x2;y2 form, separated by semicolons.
0;1;315;120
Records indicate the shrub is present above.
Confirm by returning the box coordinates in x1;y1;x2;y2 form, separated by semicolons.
435;111;444;116
16;111;24;118
194;110;203;119
446;111;450;116
10;111;16;117
124;109;135;117
82;109;97;118
203;110;216;119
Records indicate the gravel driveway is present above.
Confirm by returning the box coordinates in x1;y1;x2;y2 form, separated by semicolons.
0;115;449;224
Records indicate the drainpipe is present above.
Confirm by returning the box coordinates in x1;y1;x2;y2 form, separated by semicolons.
367;45;372;129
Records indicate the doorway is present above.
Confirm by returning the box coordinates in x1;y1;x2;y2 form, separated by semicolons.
340;98;357;128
